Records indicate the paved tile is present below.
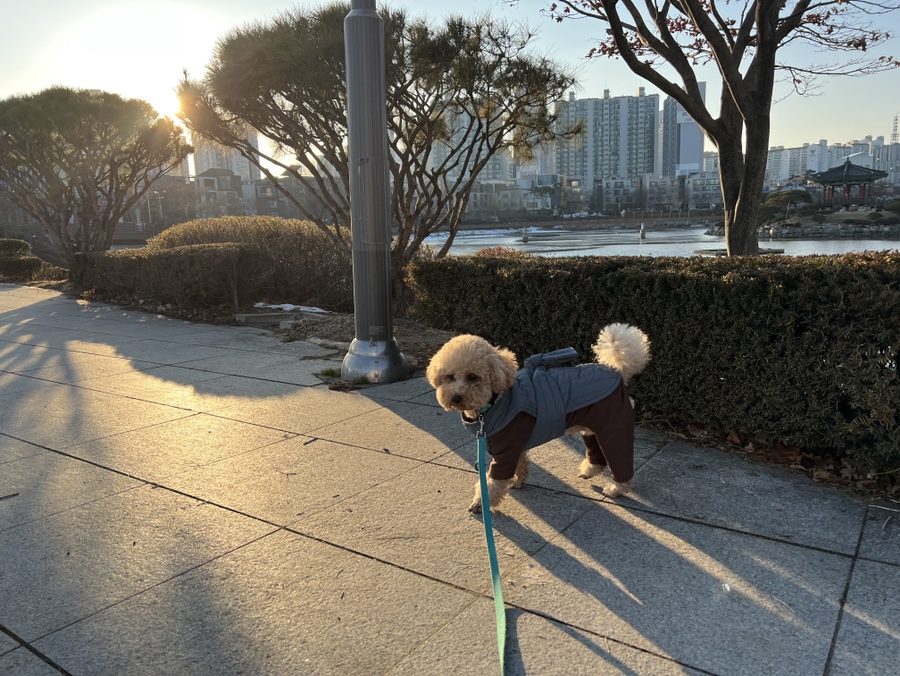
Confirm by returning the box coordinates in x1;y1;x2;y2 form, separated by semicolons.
387;601;707;675
9;351;160;384
167;350;311;379
0;436;46;465
0;373;58;397
0;326;140;352
503;502;851;676
829;558;900;675
32;530;476;676
0;342;53;371
157;326;271;344
0;386;192;448
406;388;441;407
858;505;900;565
624;440;868;553
76;366;228;408
88;339;235;366
189;330;336;356
64;413;295;483
297;462;595;593
0;484;273;641
210;385;384;432
234;358;344;387
361;375;435;402
0;632;16;655
163;436;420;525
0;452;141;531
0;647;61;675
314;400;472;461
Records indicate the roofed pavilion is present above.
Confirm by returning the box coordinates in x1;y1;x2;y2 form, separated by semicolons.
811;158;887;207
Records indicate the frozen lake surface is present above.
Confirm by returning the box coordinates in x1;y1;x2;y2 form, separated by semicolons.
425;225;900;258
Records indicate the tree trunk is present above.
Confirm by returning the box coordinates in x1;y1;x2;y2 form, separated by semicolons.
715;114;765;256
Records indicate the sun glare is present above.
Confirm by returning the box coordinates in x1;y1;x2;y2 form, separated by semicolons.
149;91;182;120
49;2;229;120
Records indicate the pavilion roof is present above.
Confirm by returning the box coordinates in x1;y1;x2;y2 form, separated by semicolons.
811;159;888;185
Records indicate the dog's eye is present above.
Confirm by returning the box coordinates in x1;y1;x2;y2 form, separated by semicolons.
444;374;455;383
466;373;480;382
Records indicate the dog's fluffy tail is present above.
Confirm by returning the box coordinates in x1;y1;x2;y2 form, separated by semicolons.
592;323;651;383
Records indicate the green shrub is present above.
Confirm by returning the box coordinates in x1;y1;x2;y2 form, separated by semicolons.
0;238;31;257
148;216;353;310
408;252;900;470
0;256;42;279
472;246;535;259
73;243;274;311
0;238;67;281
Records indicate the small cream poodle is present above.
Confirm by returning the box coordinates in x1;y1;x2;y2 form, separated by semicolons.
426;324;651;513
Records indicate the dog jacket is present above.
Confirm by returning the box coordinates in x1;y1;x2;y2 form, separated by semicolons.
461;348;634;482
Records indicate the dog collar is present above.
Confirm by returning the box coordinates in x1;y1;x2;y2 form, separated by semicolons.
478;392;499;415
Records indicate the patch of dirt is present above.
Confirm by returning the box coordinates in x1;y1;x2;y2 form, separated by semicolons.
276;311;453;372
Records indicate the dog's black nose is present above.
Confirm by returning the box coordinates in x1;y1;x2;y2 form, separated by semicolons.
451;395;462;404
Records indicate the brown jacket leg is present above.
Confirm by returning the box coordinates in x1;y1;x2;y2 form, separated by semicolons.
567;381;635;484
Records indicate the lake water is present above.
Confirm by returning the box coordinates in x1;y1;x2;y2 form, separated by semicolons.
425;225;900;258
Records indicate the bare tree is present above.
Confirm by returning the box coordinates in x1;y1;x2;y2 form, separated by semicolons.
0;87;192;266
537;0;899;254
177;2;580;292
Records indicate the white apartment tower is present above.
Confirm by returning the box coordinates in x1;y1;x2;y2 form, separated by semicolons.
555;88;660;187
192;130;262;183
661;83;706;176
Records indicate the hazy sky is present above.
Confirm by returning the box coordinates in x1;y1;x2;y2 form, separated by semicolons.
2;0;899;150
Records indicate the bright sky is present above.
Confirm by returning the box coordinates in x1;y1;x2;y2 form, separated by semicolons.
2;0;899;150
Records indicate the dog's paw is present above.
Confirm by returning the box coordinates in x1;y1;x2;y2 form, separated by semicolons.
510;475;525;489
604;480;632;498
578;458;604;479
468;501;483;515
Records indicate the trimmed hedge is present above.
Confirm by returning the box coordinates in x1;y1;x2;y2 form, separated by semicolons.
0;238;67;281
72;244;274;311
0;238;31;257
407;252;900;469
147;216;353;310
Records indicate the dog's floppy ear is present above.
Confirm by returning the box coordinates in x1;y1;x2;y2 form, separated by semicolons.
425;350;445;389
487;347;518;393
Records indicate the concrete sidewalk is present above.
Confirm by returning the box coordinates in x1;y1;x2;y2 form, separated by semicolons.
0;282;897;675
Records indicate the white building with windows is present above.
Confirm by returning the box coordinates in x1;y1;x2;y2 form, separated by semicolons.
191;130;261;184
555;88;660;197
765;136;886;188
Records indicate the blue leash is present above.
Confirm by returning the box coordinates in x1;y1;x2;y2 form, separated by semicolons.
477;425;506;674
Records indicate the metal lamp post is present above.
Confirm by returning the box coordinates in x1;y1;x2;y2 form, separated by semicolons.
341;0;408;383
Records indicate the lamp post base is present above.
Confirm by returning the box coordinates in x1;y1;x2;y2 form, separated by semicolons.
341;338;409;383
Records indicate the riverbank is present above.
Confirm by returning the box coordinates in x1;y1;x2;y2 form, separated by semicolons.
762;222;899;239
704;211;900;241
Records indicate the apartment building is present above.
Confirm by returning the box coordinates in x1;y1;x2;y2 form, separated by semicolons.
555;88;659;198
661;83;706;177
765;136;889;188
191;130;261;184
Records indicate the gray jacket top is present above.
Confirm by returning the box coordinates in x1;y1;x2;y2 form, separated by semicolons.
462;347;622;451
